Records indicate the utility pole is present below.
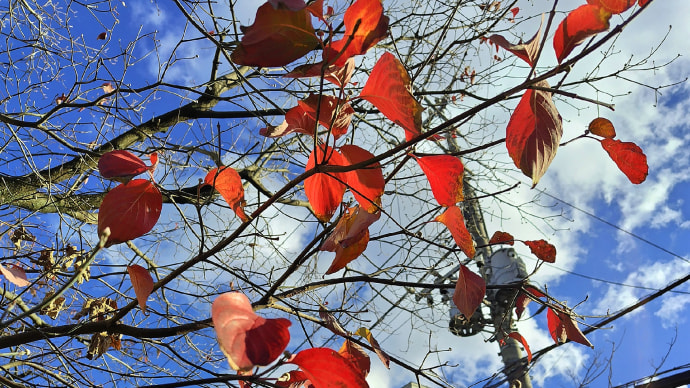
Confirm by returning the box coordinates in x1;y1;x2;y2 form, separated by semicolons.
462;174;532;388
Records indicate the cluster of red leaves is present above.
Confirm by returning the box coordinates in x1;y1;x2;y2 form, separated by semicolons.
588;117;648;184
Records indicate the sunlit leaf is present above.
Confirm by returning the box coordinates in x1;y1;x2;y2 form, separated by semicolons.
340;145;385;212
360;52;423;142
260;104;314;138
204;166;249;222
98;150;149;180
415;155;464;207
127;264;154;313
588;117;616;138
354;327;390;368
553;4;611;63
231;2;319;67
547;307;593;348
325;229;369;274
304;145;346;222
523;239;556;263
507;332;532;363
586;0;635;14
299;94;354;139
435;206;476;258
489;19;542;66
0;263;30;287
489;231;515;245
324;0;389;66
601;138;648;184
285;58;356;88
288;348;369;388
505;81;562;187
277;370;312;388
98;179;162;247
212;292;291;371
338;340;371;378
639;0;650;6
452;264;485;319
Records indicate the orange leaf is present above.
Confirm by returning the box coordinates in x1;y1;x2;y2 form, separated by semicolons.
261;104;314;138
288;348;369;388
489;231;515;245
588;117;616;138
285;58;356;88
354;327;390;368
338;340;371;378
506;81;562;187
325;229;369;274
452;264;486;319
212;293;291;371
547;307;593;348
304;145;346;222
231;2;319;67
324;0;389;66
586;0;635;14
360;52;423;142
321;206;380;252
0;263;30;287
415;155;464;207
339;145;385;212
489;19;542;66
507;332;532;363
435;206;475;258
98;150;150;181
639;0;650;6
127;264;154;313
299;94;354;139
204;166;249;221
523;239;556;263
601;138;648;184
554;4;611;63
98;179;162;247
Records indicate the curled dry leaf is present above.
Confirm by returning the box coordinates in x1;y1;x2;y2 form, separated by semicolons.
127;264;154;313
601;138;648;184
0;263;30;287
360;52;423;142
354;327;390;369
212;292;291;371
319;306;348;336
506;81;562;187
97;179;162;247
304;145;346;222
321;206;380;274
435;206;476;259
452;264;486;319
515;286;546;319
415;155;464;207
489;231;515;245
489;16;542;66
553;4;611;63
231;2;319;67
288;348;369;388
96;32;107;40
588;117;616;138
204;166;249;221
523;239;556;263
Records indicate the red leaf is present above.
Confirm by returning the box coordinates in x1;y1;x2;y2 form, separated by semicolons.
261;104;314;138
360;52;423;142
288;348;369;388
489;20;542;66
489;231;515;246
96;32;107;40
547;308;593;348
586;0;635;14
204;166;249;221
321;205;380;250
0;264;30;287
231;2;319;67
452;264;485;319
98;150;149;180
515;286;545;319
354;327;390;368
415;155;464;207
304;145;346;222
435;206;476;258
639;0;650;6
277;370;313;388
212;292;291;371
127;264;154;313
339;145;385;212
98;179;162;247
588;117;616;138
507;332;532;363
601;138;648;184
523;239;556;263
506;81;562;187
553;4;611;63
510;7;520;18
338;340;371;378
324;0;389;66
299;94;354;139
325;229;369;274
285;58;356;88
